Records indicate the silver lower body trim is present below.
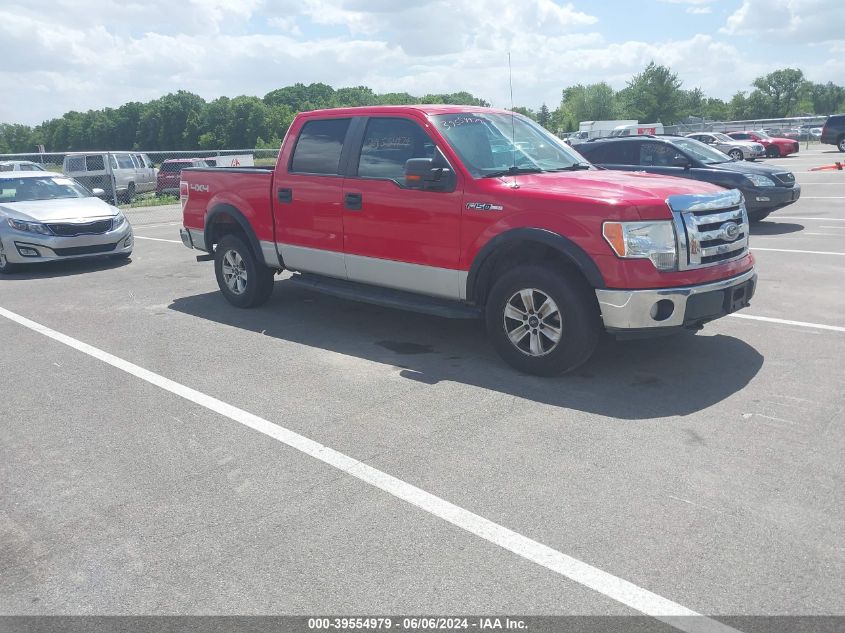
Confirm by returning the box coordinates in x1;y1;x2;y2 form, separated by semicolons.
260;240;280;268
595;269;756;330
345;253;461;300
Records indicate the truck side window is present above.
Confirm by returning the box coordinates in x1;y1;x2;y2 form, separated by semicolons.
356;117;436;182
290;118;351;175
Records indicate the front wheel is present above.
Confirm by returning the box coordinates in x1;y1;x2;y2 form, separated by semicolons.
214;234;275;308
766;146;781;158
0;242;18;274
728;148;744;161
747;209;771;223
485;265;600;376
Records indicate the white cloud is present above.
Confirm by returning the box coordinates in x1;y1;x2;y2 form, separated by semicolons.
722;0;844;45
0;1;841;128
687;7;712;14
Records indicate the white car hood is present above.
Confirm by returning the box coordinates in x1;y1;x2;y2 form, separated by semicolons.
0;197;118;222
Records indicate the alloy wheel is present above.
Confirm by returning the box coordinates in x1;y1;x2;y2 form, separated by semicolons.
221;249;248;295
503;288;563;357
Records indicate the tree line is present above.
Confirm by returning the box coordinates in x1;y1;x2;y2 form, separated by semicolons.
1;64;843;154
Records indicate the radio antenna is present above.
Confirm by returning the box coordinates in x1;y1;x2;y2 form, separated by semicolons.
508;52;518;187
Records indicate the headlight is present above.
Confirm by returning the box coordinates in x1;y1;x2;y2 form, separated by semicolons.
745;174;776;187
602;221;677;271
112;212;126;230
7;218;52;235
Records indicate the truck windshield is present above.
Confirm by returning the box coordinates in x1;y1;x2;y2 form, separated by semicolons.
432;113;590;178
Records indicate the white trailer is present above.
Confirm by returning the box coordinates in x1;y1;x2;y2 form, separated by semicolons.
578;120;638;139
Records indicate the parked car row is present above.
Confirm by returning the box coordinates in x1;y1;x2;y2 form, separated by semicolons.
574;134;800;222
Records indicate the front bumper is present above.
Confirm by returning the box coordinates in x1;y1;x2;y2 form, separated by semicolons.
743;184;801;210
596;268;757;333
1;226;133;264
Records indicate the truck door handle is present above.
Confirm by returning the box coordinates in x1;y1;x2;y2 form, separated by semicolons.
277;187;292;203
344;192;362;211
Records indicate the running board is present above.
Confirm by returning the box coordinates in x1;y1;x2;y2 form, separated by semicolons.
288;273;482;320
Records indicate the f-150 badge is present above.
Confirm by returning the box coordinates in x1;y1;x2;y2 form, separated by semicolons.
466;202;504;211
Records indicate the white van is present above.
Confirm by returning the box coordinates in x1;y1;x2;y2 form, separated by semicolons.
608;123;665;137
62;152;156;201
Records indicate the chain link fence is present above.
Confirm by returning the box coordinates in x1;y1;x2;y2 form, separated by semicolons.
0;148;281;226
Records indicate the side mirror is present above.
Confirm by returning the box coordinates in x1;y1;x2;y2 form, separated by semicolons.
91;188;105;196
404;158;454;191
672;156;691;169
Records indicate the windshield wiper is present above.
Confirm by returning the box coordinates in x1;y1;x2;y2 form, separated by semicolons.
482;166;543;178
545;163;593;171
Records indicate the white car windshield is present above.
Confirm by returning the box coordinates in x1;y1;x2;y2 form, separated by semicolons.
713;133;735;142
0;176;92;202
672;138;731;165
433;113;590;178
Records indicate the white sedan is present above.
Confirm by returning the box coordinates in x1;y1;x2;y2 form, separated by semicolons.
0;172;132;273
685;132;766;161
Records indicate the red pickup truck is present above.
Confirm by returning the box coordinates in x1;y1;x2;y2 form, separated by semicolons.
179;105;756;375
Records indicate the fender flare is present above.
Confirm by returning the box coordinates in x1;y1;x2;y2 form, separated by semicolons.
466;227;606;302
204;204;263;259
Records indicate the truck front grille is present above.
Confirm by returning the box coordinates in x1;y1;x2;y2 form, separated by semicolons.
667;190;749;270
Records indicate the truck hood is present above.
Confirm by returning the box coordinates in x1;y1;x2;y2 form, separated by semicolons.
502;169;725;203
0;197;118;222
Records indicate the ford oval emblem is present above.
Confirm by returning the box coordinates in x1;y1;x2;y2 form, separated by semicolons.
720;221;741;242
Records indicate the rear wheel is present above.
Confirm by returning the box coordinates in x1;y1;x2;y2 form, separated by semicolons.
728;148;744;161
214;233;274;308
766;146;781;158
485;265;600;376
838;136;845;152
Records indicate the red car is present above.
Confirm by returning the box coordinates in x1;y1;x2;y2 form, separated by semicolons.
726;131;799;158
178;105;755;375
156;158;212;196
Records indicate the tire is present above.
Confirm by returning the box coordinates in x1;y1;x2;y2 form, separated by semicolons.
838;136;845;152
485;265;600;376
747;209;771;223
214;233;274;308
766;146;780;158
728;148;744;161
0;241;18;274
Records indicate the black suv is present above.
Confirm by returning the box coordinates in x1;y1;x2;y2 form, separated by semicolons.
574;135;801;222
821;114;845;152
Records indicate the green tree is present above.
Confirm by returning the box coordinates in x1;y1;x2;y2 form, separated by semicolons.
750;68;807;117
0;123;36;153
619;62;684;124
561;82;616;124
510;106;536;120
537;103;551;129
808;81;845;114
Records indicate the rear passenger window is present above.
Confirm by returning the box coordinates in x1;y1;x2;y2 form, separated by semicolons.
116;154;134;169
86;155;105;171
290;119;351;175
357;118;436;181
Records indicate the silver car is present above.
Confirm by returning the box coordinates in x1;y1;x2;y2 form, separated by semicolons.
686;132;766;161
0;171;132;274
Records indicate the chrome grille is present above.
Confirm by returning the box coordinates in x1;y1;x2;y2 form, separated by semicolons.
667;190;749;270
773;172;795;186
46;219;113;236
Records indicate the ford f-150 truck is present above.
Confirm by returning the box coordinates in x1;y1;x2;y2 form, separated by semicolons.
179;106;756;375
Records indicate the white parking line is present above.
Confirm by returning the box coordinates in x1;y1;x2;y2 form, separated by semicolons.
0;305;739;633
751;247;845;255
770;217;845;221
729;314;845;333
799;196;845;199
130;221;181;228
134;236;182;243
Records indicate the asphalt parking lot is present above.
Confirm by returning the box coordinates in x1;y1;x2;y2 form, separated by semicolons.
1;145;843;629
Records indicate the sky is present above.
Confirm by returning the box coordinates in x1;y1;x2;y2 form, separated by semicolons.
2;0;843;125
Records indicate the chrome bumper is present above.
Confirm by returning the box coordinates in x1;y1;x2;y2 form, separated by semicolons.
595;269;757;330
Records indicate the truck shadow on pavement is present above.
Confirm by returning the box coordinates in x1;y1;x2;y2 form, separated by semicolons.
169;282;764;420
